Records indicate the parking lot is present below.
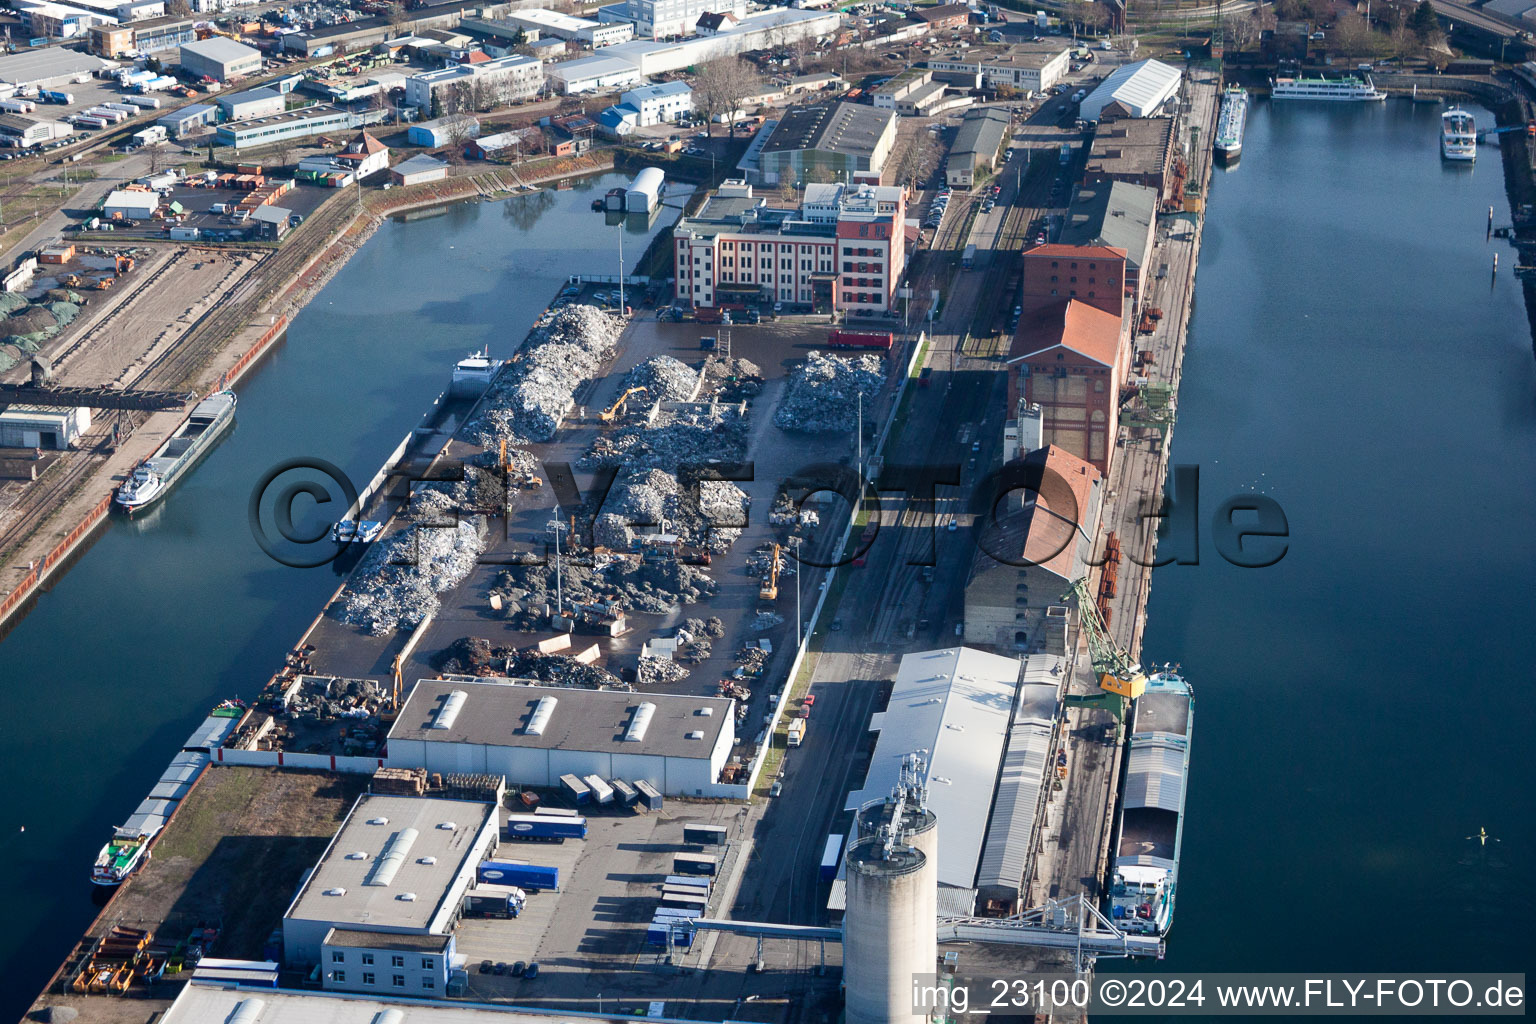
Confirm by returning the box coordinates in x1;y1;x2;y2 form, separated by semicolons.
455;796;748;1005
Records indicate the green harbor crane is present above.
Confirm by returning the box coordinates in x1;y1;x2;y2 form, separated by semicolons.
1061;576;1147;723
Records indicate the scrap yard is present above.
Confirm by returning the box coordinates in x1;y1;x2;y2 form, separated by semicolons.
10;20;1229;1024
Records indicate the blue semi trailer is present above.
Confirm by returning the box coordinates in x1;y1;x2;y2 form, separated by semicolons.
478;861;559;890
504;813;588;841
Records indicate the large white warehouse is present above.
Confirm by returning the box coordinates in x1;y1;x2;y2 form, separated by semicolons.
626;165;664;213
387;680;735;796
843;646;1023;916
1078;58;1182;123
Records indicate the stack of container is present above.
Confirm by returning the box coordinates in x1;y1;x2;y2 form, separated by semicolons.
647;874;711;946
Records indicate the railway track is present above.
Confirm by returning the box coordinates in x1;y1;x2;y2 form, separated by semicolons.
0;193;362;574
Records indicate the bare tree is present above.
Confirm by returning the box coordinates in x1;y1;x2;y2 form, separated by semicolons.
470;78;495;112
146;141;163;174
1330;12;1373;56
166;0;191;17
443;114;476;161
693;56;756;137
385;1;408;25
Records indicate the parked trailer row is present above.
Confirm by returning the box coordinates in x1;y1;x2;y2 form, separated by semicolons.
0;99;36;114
124;95;161;110
84;107;126;124
72;116;108;130
664;874;711;891
558;773;590;804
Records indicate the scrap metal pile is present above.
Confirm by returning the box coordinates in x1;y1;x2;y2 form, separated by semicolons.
279;675;388;720
622;354;700;403
637;654;690;685
579;401;749;471
336;520;487;634
466;304;624;446
435;636;624;688
700;356;765;402
494;548;717;617
774;351;884;433
591;468;750;554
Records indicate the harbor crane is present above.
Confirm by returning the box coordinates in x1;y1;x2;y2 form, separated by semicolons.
1061;575;1147;723
758;543;781;602
599;386;647;424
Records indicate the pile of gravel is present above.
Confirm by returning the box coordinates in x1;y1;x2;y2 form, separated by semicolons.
774;351;884;433
466;304;624;445
623;354;700;403
336;520;486;635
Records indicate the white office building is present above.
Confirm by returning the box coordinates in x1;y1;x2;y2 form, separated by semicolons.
618;79;692;125
504;8;634;46
599;0;745;40
404;54;543;113
282;793;499;987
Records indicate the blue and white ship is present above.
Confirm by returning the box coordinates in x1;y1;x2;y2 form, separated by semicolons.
1108;670;1194;936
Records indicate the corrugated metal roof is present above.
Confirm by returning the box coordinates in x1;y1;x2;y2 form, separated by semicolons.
182;713;239;751
1080;58;1181;121
1123;741;1186;812
975;655;1062;894
845;646;1022;890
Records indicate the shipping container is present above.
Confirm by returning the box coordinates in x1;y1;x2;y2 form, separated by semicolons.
827;329;894;351
661;884;708;901
682;823;728;846
674;853;718;876
504;813;587;841
610;778;638;805
652;905;704;921
664;874;711;891
477;861;559;891
820;834;844;881
559;773;591;804
661;891;709;910
583;775;615;804
646;921;693;946
635;779;663;811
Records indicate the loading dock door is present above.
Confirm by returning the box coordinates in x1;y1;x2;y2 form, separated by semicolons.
21;430;39;448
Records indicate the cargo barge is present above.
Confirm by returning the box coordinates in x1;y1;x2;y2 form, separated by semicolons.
1214;86;1248;160
90;701;246;886
1107;670;1194;936
113;390;236;514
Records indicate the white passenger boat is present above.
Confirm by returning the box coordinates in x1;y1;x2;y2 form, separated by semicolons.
1271;74;1386;101
1442;107;1476;161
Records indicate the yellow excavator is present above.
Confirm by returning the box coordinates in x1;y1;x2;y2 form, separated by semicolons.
758;543;781;602
499;439;542;488
599;386;647;424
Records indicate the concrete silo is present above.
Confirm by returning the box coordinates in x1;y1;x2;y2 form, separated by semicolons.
843;755;938;1024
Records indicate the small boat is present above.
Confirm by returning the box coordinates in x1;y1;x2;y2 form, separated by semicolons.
114;390;236;514
1442;107;1476;161
331;520;383;544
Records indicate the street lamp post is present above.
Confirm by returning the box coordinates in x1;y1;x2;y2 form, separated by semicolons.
546;517;569;618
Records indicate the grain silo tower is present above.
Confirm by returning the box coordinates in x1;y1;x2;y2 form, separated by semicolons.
844;754;938;1024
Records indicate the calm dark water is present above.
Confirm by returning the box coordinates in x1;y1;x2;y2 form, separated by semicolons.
1138;97;1536;987
0;172;679;1019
